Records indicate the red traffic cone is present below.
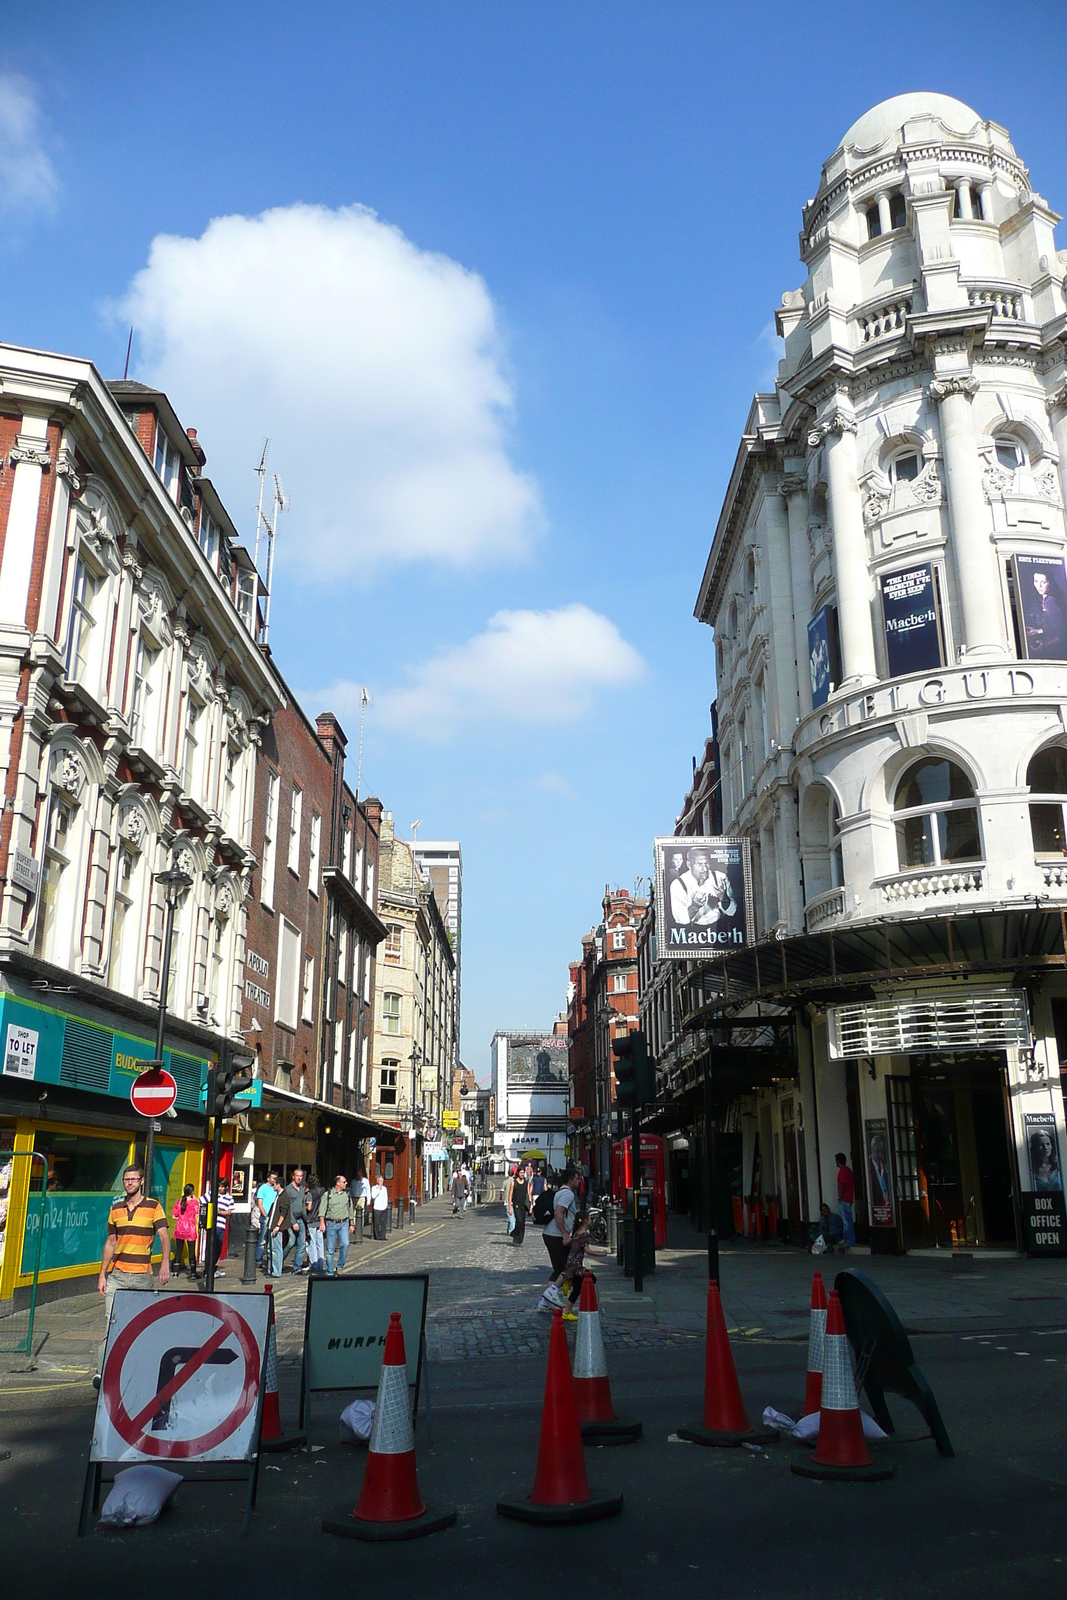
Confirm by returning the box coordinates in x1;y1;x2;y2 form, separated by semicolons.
800;1271;828;1419
497;1310;623;1524
792;1290;893;1482
573;1275;641;1445
678;1282;777;1448
323;1312;456;1540
259;1283;306;1452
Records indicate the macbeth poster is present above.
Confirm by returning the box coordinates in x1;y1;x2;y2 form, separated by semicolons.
880;564;943;677
654;836;753;962
864;1117;895;1228
1015;554;1067;661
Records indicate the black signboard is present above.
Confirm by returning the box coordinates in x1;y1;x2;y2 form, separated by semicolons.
864;1117;894;1228
1021;1192;1067;1256
880;563;943;677
1015;554;1067;660
807;606;841;709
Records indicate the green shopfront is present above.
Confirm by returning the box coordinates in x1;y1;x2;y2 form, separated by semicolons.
0;986;246;1298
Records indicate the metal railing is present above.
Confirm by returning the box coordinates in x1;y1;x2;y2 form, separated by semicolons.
0;1151;47;1359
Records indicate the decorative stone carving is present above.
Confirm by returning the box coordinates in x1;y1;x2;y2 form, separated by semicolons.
176;846;196;879
121;548;144;586
215;882;234;919
173;620;192;652
982;462;1015;500
862;487;890;526
778;473;808;499
9;434;51;469
51;748;85;800
928;375;980;403
1034;463;1061;502
56;448;84;494
1047;383;1067;414
911;464;943;503
811;408;857;445
119;807;146;848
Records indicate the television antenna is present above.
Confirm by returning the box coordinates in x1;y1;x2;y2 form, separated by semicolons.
253;440;289;643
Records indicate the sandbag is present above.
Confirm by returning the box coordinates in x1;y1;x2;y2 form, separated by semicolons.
99;1465;182;1527
340;1398;375;1442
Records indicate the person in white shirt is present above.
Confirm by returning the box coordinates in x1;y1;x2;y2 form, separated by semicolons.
539;1167;582;1312
369;1172;390;1240
351;1170;371;1236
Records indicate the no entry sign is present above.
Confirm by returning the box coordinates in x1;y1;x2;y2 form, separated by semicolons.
91;1291;271;1463
130;1065;178;1118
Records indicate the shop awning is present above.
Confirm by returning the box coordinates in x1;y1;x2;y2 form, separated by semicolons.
259;1083;402;1144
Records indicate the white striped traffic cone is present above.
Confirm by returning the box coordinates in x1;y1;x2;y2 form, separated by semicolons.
800;1270;827;1418
322;1311;455;1541
792;1290;893;1482
259;1283;306;1452
573;1276;641;1444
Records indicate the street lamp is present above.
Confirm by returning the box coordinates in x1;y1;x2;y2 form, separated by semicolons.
143;859;192;1193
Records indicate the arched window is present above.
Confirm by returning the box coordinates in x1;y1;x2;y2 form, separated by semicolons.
865;204;882;241
994;434;1028;472
887;448;920;484
1027;746;1067;856
894;759;980;869
888;192;907;229
830;801;844;889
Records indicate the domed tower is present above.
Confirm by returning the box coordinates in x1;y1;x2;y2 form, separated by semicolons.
691;95;1067;1254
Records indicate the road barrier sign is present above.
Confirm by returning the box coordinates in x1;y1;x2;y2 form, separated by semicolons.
80;1290;271;1535
130;1065;178;1118
300;1273;428;1437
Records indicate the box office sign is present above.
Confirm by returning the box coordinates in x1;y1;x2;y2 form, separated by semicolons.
653;836;753;962
1021;1112;1066;1256
880;563;943;678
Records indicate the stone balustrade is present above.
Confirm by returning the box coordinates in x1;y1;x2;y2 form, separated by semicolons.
968;285;1024;321
1040;863;1067;889
857;294;913;345
804;887;846;930
879;867;984;904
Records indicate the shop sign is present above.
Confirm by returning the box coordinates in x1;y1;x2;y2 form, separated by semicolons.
3;1023;38;1080
442;1110;460;1129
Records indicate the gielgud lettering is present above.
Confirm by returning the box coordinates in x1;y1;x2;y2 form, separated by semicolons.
815;666;1037;739
327;1331;387;1351
669;926;745;947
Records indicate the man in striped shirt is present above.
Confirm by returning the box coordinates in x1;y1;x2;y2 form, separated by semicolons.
94;1163;170;1385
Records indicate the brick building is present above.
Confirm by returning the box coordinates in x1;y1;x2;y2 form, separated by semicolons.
239;690;391;1189
567;887;648;1183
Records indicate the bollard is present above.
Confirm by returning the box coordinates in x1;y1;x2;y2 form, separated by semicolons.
241;1216;259;1284
606;1205;617;1254
386;1200;393;1233
353;1206;363;1245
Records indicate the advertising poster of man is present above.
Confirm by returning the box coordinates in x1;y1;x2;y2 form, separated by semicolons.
864;1118;894;1228
654;836;752;962
1024;1113;1064;1192
1015;554;1067;661
807;605;841;710
880;564;943;678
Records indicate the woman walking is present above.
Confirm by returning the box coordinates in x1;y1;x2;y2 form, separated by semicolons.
171;1183;199;1278
511;1162;531;1245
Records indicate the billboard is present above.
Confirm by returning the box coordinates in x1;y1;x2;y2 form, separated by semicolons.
1014;554;1067;660
505;1036;568;1087
653;836;753;962
880;563;943;678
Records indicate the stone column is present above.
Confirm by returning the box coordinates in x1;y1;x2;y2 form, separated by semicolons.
954;179;974;220
817;410;878;687
929;374;1010;659
977;183;994;223
1049;385;1067;513
0;418;51;626
780;473;815;719
876;193;892;235
762;482;801;740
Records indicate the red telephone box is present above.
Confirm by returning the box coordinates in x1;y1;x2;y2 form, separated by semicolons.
612;1133;668;1248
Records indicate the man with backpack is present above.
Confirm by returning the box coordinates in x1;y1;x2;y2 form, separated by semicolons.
539;1166;582;1312
451;1167;470;1216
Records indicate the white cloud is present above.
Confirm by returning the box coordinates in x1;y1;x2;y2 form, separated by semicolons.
0;73;58;214
308;604;644;739
538;771;575;799
119;204;542;577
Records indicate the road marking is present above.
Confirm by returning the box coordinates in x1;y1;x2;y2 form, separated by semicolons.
358;1219;449;1263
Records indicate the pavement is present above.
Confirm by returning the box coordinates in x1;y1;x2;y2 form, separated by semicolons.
2;1197;1066;1596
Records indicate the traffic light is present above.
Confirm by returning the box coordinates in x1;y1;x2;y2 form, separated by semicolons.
612;1030;655;1110
213;1050;256;1116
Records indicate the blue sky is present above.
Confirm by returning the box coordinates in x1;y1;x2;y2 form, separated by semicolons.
3;3;1066;1076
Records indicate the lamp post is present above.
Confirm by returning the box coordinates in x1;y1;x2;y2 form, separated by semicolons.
144;860;192;1195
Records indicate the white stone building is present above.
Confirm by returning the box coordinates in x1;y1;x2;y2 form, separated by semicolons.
663;94;1067;1255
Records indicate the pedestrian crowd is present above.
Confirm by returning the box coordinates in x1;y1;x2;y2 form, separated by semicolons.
253;1166;375;1276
